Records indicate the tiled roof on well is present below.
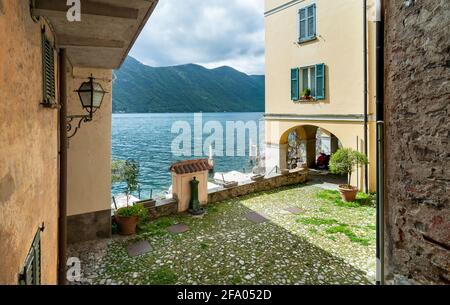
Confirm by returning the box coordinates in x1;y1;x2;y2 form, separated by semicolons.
169;159;213;175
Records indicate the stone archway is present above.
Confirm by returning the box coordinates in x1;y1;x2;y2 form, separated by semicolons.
280;125;342;171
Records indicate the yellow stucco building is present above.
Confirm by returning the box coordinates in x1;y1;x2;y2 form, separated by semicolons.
264;0;377;192
0;0;158;284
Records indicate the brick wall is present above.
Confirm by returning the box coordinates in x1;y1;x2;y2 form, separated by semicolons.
384;0;450;284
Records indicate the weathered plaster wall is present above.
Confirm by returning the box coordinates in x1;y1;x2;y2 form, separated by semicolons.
0;0;58;284
66;67;112;243
384;0;450;284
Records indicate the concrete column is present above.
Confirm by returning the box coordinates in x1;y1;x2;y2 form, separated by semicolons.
279;144;288;170
306;138;317;168
331;134;339;154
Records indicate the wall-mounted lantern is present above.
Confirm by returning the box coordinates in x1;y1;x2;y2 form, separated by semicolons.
67;75;107;139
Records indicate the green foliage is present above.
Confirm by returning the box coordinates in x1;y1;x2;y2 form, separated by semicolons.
298;216;371;246
230;275;242;285
117;204;148;219
111;159;140;202
297;217;339;226
316;190;375;208
148;268;178;285
329;148;369;186
111;221;119;235
303;88;312;97
113;56;265;113
325;225;370;246
138;217;175;237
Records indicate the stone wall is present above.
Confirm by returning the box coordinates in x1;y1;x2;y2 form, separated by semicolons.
208;170;308;204
148;171;308;221
384;0;450;284
148;199;178;220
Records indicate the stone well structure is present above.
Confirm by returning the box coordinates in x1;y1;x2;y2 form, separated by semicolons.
170;159;212;213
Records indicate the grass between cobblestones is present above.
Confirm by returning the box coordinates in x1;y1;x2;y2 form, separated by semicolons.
77;184;376;285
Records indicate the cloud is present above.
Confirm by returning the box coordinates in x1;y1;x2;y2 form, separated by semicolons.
129;0;265;75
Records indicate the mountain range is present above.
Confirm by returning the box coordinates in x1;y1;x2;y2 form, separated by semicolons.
112;56;265;113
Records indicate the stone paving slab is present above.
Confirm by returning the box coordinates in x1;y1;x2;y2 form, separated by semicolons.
127;241;152;257
284;207;305;215
245;212;269;224
168;224;190;234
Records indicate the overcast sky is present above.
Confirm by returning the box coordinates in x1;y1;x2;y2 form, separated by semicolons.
129;0;265;75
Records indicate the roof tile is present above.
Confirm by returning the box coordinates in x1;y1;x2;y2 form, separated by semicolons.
169;159;213;175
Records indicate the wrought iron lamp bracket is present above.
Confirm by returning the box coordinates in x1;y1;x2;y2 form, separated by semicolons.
67;115;93;139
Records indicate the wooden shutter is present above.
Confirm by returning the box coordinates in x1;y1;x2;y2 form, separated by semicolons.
315;63;325;100
299;4;316;42
307;4;316;38
42;33;56;106
291;68;300;101
19;230;41;285
299;8;307;42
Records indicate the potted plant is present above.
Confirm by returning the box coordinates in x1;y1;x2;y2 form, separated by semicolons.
112;159;146;235
329;148;369;202
114;204;148;235
302;88;312;100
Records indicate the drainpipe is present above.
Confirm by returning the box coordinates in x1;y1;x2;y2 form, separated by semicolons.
363;0;369;194
58;48;68;285
374;0;385;286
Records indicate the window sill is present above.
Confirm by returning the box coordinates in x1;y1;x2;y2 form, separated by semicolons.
298;36;317;44
301;96;315;101
40;101;60;109
293;97;318;103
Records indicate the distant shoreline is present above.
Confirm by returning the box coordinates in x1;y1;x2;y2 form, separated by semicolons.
112;111;265;115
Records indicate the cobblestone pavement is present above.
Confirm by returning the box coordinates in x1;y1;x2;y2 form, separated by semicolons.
68;184;376;285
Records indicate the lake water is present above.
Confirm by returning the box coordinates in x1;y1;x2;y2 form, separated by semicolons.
112;113;265;198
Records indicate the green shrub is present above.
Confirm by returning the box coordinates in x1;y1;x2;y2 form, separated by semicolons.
329;148;368;187
117;203;148;219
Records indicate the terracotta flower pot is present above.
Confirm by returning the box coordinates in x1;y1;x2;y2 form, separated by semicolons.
338;185;358;202
114;215;139;236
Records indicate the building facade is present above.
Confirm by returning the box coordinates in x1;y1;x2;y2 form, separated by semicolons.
264;0;377;191
0;0;157;284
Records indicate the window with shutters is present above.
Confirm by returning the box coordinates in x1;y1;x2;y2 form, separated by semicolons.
293;63;325;101
19;230;41;285
41;32;56;107
299;4;316;43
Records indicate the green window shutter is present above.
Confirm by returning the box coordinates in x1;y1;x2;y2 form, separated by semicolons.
310;67;316;97
291;68;300;101
19;230;41;285
299;8;307;42
315;63;325;100
42;33;56;106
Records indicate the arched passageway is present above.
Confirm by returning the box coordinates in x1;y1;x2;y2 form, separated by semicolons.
280;125;342;171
